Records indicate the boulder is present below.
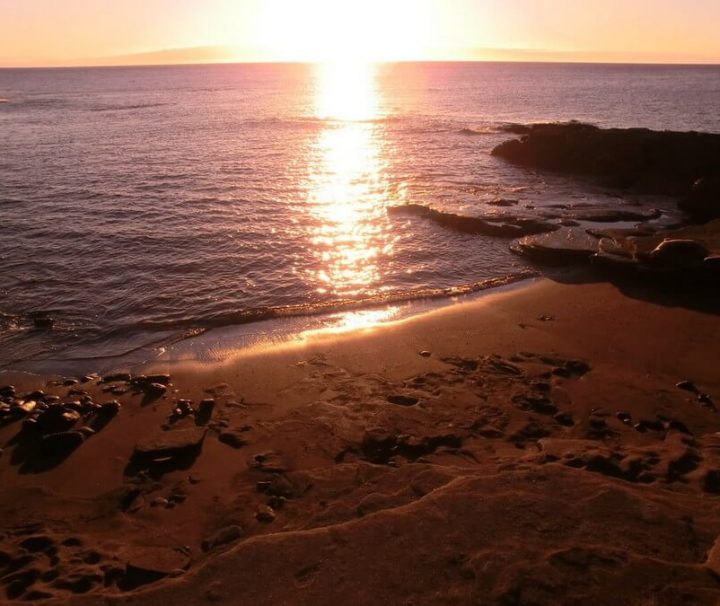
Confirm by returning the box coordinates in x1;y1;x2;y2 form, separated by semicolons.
646;238;708;268
134;427;207;459
492;123;720;199
511;228;605;264
679;177;720;222
41;431;85;456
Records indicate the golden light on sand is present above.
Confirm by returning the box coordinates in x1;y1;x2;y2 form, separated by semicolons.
305;62;393;297
257;0;429;63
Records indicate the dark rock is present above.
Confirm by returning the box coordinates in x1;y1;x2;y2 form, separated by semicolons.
251;451;287;473
122;546;190;589
196;399;215;425
100;400;122;415
492;123;720;199
512;394;557;415
41;431;85;456
679;177;720;222
553;360;591;379
646;238;708;268
134;427;207;459
676;380;699;393
218;430;247;449
103;372;132;383
487;198;519;207
19;535;54;553
386;394;419;407
0;385;17;397
703;470;720;494
554;412;575;427
256;506;276;523
616;412;632;424
201;525;243;552
172;399;194;417
132;374;171;387
36;406;81;433
387;203;558;238
698;393;716;409
30;312;54;329
147;383;168;397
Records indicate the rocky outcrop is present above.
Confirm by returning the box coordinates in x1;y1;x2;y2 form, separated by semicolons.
492;123;720;221
511;219;720;279
387;204;558;238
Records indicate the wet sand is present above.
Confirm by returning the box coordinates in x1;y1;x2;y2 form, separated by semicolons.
1;277;720;604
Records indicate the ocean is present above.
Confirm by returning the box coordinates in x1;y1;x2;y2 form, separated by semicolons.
1;61;719;371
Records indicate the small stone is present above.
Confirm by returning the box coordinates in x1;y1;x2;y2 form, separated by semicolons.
103;372;132;383
616;411;632;424
63;379;79;387
134;427;207;458
201;525;243;552
553;412;575;427
698;394;716;408
419;351;432;358
123;546;190;586
100;400;122;415
218;431;247;449
188;474;201;484
151;497;169;508
386;394;419;407
41;431;85;456
147;383;168;396
19;535;54;553
267;495;287;510
0;385;17;397
676;380;699;393
256;506;276;523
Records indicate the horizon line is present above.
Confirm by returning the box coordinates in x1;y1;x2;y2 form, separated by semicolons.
2;58;720;71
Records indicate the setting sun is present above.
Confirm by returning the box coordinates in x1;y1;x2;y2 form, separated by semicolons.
257;0;430;62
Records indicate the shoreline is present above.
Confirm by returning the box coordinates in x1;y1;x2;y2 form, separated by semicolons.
2;277;720;603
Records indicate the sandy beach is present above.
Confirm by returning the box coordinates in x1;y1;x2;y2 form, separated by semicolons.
2;275;720;604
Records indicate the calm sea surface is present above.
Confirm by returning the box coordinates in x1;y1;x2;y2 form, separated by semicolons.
1;62;719;370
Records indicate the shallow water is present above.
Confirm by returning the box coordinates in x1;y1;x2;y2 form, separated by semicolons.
1;62;719;369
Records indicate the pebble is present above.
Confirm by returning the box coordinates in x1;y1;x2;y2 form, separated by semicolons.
151;497;170;508
255;506;276;523
41;431;85;456
201;525;243;552
698;394;716;408
419;351;432;358
103;372;132;383
147;383;168;396
616;411;632;424
676;380;699;393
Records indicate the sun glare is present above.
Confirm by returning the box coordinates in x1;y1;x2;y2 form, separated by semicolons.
304;63;394;297
258;0;429;63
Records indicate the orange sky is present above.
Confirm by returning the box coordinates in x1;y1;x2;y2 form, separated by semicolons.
2;0;720;67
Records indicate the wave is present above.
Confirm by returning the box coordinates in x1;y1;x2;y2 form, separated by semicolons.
124;271;537;334
89;102;171;112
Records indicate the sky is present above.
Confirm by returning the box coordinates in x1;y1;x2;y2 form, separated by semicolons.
1;0;720;67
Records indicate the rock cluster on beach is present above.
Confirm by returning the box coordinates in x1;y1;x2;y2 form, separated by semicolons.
392;122;720;279
491;122;720;221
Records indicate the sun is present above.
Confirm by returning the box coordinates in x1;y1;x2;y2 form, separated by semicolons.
257;0;430;63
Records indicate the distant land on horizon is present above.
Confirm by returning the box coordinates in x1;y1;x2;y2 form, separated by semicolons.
2;45;720;69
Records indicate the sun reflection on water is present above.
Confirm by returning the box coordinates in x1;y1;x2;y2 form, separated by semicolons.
306;62;395;298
